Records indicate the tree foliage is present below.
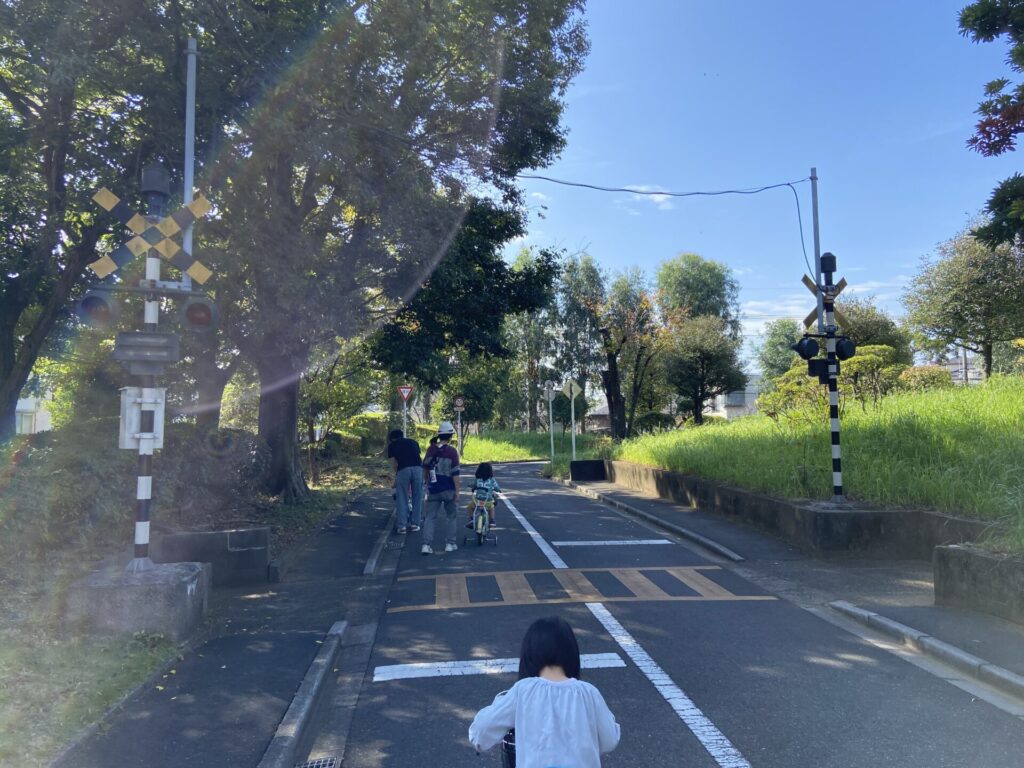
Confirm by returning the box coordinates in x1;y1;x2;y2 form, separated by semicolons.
835;296;913;365
664;315;745;425
905;226;1024;376
756;319;801;381
655;253;741;337
959;2;1024;245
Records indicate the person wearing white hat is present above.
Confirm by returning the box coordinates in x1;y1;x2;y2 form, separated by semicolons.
421;420;461;554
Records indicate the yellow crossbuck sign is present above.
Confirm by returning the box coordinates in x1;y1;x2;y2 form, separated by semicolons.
388;566;776;613
89;188;213;283
801;274;848;329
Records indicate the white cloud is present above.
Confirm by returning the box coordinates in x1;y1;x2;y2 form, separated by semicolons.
624;184;674;211
529;191;550;202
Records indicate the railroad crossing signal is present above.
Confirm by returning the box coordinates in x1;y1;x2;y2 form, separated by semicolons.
801;274;848;329
89;187;214;283
398;385;414;402
454;396;466;413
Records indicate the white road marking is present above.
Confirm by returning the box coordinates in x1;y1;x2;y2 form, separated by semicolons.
587;603;751;768
505;485;752;768
373;652;626;682
552;539;672;547
499;493;569;569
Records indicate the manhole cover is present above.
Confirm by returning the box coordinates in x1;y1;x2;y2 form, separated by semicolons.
295;758;338;768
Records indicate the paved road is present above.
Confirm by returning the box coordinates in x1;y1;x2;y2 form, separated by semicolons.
315;464;1024;768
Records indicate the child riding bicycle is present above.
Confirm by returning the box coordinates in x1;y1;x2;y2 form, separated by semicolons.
467;462;501;528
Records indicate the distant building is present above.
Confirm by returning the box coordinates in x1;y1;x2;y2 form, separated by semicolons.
15;396;52;435
585;403;610;433
937;353;982;385
710;375;761;420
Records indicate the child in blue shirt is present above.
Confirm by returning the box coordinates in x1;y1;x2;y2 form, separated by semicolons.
467;462;501;528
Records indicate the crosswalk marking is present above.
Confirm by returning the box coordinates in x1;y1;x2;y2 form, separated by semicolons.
388;566;775;613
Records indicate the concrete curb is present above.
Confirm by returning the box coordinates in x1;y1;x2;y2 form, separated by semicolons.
363;507;398;576
828;600;1024;700
555;478;745;562
257;620;348;768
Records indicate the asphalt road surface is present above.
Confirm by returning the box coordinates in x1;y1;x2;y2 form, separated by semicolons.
328;464;1024;768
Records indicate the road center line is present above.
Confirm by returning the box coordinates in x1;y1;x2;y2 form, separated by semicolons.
587;603;751;768
552;539;672;547
373;652;626;682
505;484;752;768
499;492;569;568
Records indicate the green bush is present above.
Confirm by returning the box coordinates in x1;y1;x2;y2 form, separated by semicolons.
0;422;270;561
632;412;677;434
898;365;954;392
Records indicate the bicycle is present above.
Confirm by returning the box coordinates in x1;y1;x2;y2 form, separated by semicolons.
464;497;498;547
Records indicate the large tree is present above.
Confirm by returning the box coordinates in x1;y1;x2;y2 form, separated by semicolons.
665;315;746;425
197;1;587;499
0;1;217;442
554;252;605;427
597;269;659;439
959;2;1024;245
756;319;801;381
905;226;1024;377
655;252;741;337
834;296;913;365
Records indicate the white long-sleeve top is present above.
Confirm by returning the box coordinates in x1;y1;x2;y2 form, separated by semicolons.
468;677;621;768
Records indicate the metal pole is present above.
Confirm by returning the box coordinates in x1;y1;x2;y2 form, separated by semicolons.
546;385;555;465
181;37;198;292
403;399;408;436
457;410;462;449
127;165;171;573
810;167;824;333
962;346;969;385
570;391;576;461
821;252;844;503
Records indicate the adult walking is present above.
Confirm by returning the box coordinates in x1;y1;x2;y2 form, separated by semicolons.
421;420;461;555
387;429;423;534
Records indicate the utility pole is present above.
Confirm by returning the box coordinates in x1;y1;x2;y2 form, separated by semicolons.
820;252;845;503
810;167;825;333
181;37;198;292
544;381;556;465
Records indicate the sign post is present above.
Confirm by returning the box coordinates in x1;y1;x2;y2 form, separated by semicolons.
562;380;582;461
544;381;557;464
398;384;414;435
454;395;466;446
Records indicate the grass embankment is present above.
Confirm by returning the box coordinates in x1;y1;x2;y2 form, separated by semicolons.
616;377;1024;552
459;430;609;466
0;431;384;768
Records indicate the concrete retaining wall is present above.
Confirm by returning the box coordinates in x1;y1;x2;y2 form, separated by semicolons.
153;527;270;587
603;460;994;559
935;545;1024;624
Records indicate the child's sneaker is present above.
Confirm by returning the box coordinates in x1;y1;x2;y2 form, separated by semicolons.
421;544;433;555
444;543;458;553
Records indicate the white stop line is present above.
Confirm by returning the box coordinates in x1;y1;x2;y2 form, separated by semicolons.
373;652;626;682
500;490;751;768
552;539;672;547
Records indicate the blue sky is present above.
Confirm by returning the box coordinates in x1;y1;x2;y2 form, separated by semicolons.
513;0;1020;360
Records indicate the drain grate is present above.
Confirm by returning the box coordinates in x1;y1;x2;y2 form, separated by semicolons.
383;541;405;551
295;758;338;768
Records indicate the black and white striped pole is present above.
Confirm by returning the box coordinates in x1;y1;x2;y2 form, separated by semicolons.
820;252;845;502
126;166;172;572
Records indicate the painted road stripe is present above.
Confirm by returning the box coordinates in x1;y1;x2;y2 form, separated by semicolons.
500;492;569;569
373;652;626;682
552;539;672;547
508;483;751;768
587;603;751;768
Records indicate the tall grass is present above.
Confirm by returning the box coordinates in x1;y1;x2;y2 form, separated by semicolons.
458;430;609;464
617;376;1024;524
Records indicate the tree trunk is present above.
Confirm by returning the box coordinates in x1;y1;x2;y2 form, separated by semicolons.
256;345;311;502
601;356;627;440
193;339;237;433
578;373;588;434
983;342;993;379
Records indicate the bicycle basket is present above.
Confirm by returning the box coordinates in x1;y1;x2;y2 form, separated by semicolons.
501;728;515;768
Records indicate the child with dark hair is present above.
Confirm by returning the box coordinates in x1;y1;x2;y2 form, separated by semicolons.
469;617;620;767
466;462;501;528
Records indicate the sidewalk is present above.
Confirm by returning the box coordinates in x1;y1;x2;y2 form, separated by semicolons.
53;489;395;768
568;478;1024;686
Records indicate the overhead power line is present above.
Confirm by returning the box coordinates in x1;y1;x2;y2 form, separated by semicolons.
516;173;815;276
